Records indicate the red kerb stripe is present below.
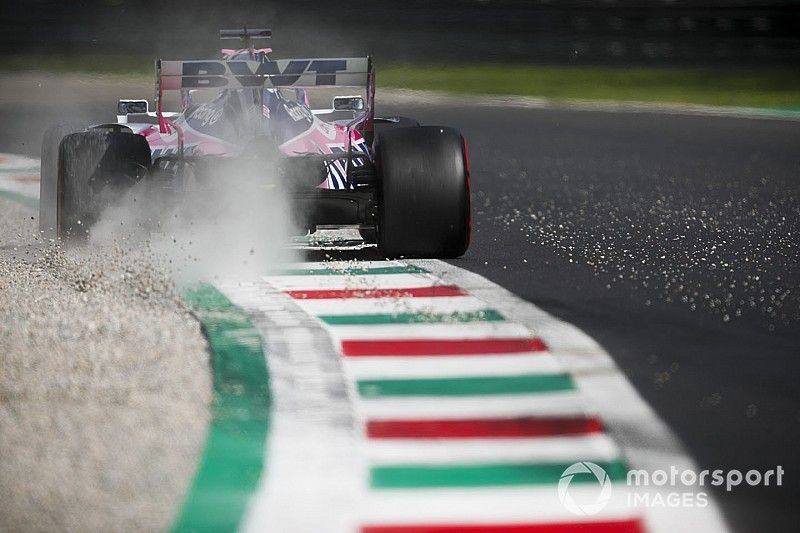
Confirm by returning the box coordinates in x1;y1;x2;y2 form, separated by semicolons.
341;337;548;357
367;416;604;439
286;285;466;299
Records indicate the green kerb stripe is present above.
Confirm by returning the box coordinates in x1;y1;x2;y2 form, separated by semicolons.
358;374;575;398
319;309;505;325
172;284;270;533
371;460;629;489
279;265;428;276
0;189;38;209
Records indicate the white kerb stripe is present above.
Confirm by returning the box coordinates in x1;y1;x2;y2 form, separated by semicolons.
366;433;621;464
361;486;639;524
293;296;491;316
328;321;532;341
265;273;443;290
344;353;564;379
359;391;590;420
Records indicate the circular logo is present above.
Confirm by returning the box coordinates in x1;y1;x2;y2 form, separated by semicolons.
558;461;613;515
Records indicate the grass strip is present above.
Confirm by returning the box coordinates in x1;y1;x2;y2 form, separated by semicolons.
380;64;800;109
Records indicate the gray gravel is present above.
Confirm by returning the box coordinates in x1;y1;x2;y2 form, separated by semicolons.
0;198;212;532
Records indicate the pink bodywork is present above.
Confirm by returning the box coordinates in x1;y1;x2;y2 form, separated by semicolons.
127;114;366;190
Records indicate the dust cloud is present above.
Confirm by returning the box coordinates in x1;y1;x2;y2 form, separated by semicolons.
90;157;300;284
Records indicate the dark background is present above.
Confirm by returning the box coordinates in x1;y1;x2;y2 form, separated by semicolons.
1;0;799;65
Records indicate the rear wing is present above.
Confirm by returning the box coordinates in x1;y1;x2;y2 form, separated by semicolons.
157;57;370;90
153;56;375;142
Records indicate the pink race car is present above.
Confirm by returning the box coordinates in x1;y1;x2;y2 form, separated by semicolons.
39;28;470;258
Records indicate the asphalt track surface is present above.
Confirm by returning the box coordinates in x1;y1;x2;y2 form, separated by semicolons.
1;92;798;532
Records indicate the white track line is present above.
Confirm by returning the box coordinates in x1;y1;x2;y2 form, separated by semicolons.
382;88;800;122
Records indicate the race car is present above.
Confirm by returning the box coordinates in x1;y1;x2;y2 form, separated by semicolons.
39;28;471;258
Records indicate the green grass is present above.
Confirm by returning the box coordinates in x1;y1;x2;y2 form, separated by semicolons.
2;54;798;109
379;64;800;109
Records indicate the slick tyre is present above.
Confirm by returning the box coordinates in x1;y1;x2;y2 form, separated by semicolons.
376;126;471;258
57;131;150;239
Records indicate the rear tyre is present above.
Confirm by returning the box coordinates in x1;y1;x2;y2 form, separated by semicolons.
376;126;470;258
57;131;150;239
39;123;81;236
